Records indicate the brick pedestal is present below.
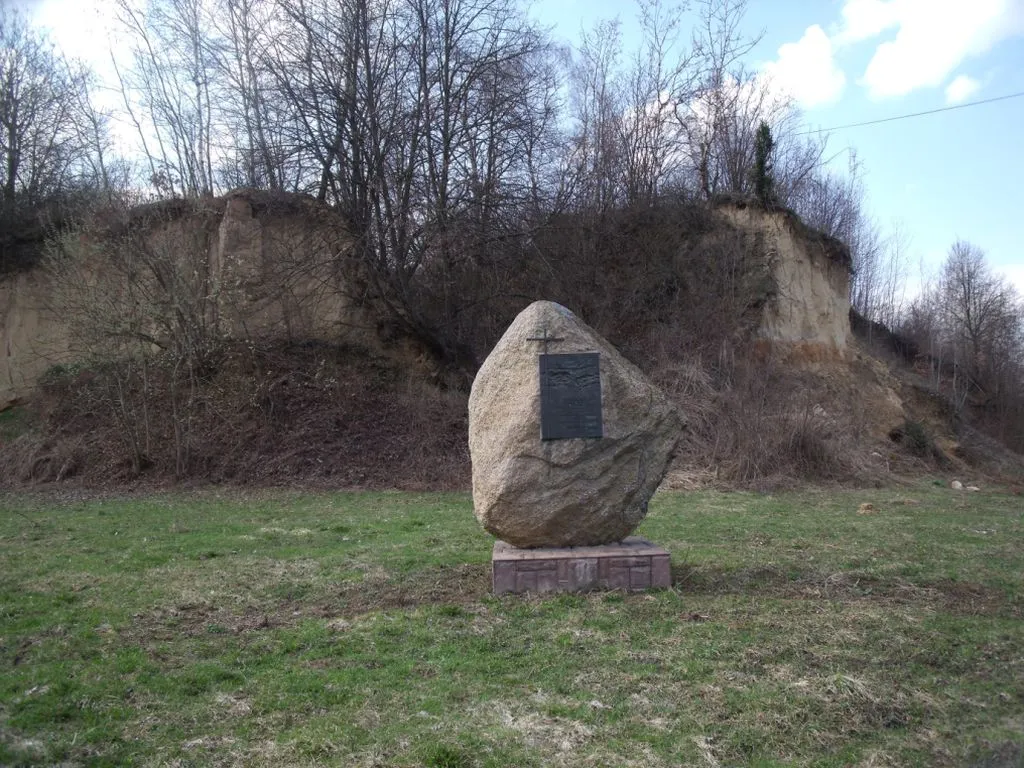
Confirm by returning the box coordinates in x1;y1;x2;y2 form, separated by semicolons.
492;537;671;594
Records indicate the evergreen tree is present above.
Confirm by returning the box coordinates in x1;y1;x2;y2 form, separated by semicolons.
752;121;776;205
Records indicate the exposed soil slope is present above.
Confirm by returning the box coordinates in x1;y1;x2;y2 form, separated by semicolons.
0;342;468;490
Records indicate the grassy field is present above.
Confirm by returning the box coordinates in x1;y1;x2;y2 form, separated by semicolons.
0;483;1021;767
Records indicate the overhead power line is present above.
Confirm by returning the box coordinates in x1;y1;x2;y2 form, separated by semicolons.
797;90;1024;135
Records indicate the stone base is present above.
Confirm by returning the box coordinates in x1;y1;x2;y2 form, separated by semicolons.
492;537;671;594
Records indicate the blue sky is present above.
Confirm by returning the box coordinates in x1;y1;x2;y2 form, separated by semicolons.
23;0;1024;295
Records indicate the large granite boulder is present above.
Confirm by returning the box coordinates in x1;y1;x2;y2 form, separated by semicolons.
469;301;683;547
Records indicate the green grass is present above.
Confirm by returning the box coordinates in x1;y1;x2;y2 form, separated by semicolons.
0;483;1021;767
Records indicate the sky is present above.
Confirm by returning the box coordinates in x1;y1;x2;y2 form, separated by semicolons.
19;0;1024;298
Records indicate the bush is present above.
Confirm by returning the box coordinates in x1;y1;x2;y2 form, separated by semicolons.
901;420;932;457
0;406;37;442
669;356;867;488
37;362;86;390
888;419;950;467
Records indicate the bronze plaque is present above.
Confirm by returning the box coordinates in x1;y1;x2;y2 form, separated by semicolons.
539;353;603;440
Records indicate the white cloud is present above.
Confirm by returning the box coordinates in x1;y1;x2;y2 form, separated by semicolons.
760;25;846;109
996;264;1024;298
766;0;1022;105
847;0;1020;99
834;0;901;43
945;74;982;104
32;0;118;65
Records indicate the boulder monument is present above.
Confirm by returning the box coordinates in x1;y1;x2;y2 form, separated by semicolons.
469;301;682;561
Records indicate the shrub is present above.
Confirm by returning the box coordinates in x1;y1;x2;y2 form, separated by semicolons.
888;419;951;467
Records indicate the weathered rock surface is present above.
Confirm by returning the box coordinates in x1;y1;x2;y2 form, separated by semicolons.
469;301;683;547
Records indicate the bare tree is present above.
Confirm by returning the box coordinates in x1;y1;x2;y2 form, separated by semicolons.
570;0;785;209
569;0;698;208
938;240;1022;410
0;8;105;269
620;0;696;203
113;0;218;197
789;151;906;327
267;0;558;367
0;10;95;204
604;0;821;202
900;240;1023;434
569;18;625;211
208;0;302;190
676;0;757;198
45;201;227;475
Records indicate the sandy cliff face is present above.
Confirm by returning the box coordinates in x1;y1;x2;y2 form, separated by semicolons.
0;269;70;409
209;192;361;342
2;195;857;410
717;202;852;355
0;190;362;410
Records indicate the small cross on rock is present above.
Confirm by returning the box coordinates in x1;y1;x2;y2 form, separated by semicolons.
526;327;565;354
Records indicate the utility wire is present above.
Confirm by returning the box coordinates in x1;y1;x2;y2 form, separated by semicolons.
797;90;1024;135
